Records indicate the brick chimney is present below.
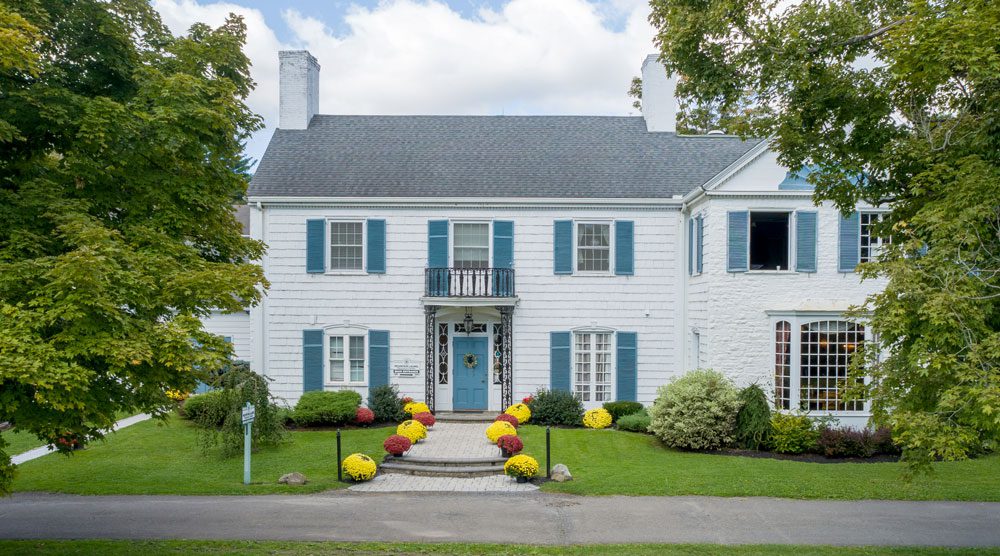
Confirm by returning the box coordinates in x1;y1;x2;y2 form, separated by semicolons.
640;54;677;133
279;50;320;130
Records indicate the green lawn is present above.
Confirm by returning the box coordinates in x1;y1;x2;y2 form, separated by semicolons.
2;429;47;456
518;425;1000;501
12;416;392;495
0;541;994;556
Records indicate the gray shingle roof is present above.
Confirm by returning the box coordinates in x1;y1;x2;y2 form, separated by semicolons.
249;115;764;199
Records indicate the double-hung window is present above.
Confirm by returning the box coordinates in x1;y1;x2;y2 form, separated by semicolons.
329;221;364;271
773;317;867;412
577;223;611;272
453;223;490;268
859;212;890;263
329;333;365;384
574;332;613;402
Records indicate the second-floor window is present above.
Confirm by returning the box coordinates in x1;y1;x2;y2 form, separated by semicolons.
750;212;790;271
453;223;489;268
330;221;364;271
577;223;611;272
860;212;890;263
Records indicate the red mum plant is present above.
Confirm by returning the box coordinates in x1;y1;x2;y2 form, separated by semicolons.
383;434;412;457
412;411;435;428
522;395;535;404
494;413;519;428
355;407;375;425
401;396;414;404
497;434;523;456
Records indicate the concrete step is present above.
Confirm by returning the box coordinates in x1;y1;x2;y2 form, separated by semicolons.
384;455;506;468
434;411;499;423
380;461;505;477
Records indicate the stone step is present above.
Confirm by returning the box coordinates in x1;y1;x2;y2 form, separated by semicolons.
434;411;499;423
380;461;505;477
384;455;506;468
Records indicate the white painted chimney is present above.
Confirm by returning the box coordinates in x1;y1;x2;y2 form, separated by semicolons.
279;50;320;130
640;54;677;133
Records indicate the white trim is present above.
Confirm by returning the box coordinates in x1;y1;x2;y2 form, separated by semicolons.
450;220;492;269
248;196;685;209
681;139;773;204
574;220;614;275
571;330;617;405
324;328;368;387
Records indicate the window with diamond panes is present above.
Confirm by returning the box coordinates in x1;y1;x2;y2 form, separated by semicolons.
577;223;610;272
799;321;865;411
574;332;612;402
329;221;363;270
860;212;890;263
774;321;792;409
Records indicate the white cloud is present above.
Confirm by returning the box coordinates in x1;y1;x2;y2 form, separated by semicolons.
152;0;656;163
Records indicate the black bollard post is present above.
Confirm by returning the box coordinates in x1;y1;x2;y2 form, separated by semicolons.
336;429;342;482
546;426;551;479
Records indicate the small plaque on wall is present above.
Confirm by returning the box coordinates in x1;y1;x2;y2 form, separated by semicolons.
392;360;421;378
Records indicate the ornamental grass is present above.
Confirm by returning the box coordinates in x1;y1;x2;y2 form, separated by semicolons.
412;411;435;428
583;408;613;429
494;413;519;428
403;401;430;416
503;454;539;479
396;420;428;443
383;434;412;457
504;403;531;424
485;420;517;443
342;453;377;482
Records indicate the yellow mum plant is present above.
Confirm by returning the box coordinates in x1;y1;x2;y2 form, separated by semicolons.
165;389;189;402
404;401;430;415
503;454;539;479
504;403;531;424
342;453;377;481
583;408;613;429
485;420;517;443
397;419;428;443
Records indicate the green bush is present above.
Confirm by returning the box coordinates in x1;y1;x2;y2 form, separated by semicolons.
769;413;820;454
367;384;406;423
602;401;644;423
648;369;741;450
179;391;224;425
734;385;772;450
194;362;287;457
616;409;651;432
293;390;362;427
527;389;584;426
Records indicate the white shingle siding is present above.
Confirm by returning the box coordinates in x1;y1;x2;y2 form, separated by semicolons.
201;310;253;365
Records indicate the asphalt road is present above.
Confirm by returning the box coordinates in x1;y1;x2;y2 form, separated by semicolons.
1;492;998;547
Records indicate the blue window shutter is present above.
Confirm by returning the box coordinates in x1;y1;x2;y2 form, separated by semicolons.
303;329;324;392
553;220;573;274
615;220;634;276
839;212;860;272
550;332;571;392
727;211;749;272
223;336;232;344
696;215;704;274
796;211;818;273
306;219;325;274
368;330;390;388
616;332;637;402
687;218;694;276
493;221;513;269
366;219;386;274
427;220;449;295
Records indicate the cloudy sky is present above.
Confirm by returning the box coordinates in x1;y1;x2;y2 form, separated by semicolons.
151;0;658;164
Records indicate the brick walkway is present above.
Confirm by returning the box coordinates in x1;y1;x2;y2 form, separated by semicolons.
349;422;538;493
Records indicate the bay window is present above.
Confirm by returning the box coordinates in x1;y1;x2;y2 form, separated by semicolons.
773;316;867;412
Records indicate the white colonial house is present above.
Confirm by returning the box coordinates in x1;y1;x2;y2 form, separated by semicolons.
207;50;888;427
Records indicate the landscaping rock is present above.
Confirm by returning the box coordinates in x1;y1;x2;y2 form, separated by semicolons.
550;463;572;482
278;472;307;485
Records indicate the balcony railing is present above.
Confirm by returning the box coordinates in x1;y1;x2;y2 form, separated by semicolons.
424;267;515;297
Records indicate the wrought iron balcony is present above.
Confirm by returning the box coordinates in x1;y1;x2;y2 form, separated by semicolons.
424;267;515;297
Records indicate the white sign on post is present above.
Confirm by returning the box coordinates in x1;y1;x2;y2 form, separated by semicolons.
242;403;256;425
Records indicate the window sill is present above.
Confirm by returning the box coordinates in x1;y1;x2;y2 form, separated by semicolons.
744;270;799;275
324;382;368;388
323;270;368;276
572;271;615;277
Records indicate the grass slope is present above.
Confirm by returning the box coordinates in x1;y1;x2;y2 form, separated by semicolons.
518;426;1000;501
2;429;46;456
12;416;392;495
0;541;995;556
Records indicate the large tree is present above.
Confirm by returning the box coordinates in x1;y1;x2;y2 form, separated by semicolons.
649;0;1000;469
0;0;266;492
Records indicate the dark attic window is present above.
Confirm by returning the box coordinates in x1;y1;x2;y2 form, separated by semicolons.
750;212;790;270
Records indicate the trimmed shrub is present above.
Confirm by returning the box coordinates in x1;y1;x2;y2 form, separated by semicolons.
368;385;406;423
817;426;900;458
616;409;651;433
497;434;523;455
770;413;820;454
602;401;644;423
526;389;584;427
873;427;901;455
412;411;435;428
355;407;375;425
292;391;362;427
648;369;741;450
583;408;613;429
383;434;412;457
179;391;224;424
734;385;772;450
494;413;520;428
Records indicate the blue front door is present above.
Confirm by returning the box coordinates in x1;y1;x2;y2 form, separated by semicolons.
453;336;489;410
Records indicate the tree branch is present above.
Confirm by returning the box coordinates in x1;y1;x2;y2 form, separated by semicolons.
808;17;908;53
